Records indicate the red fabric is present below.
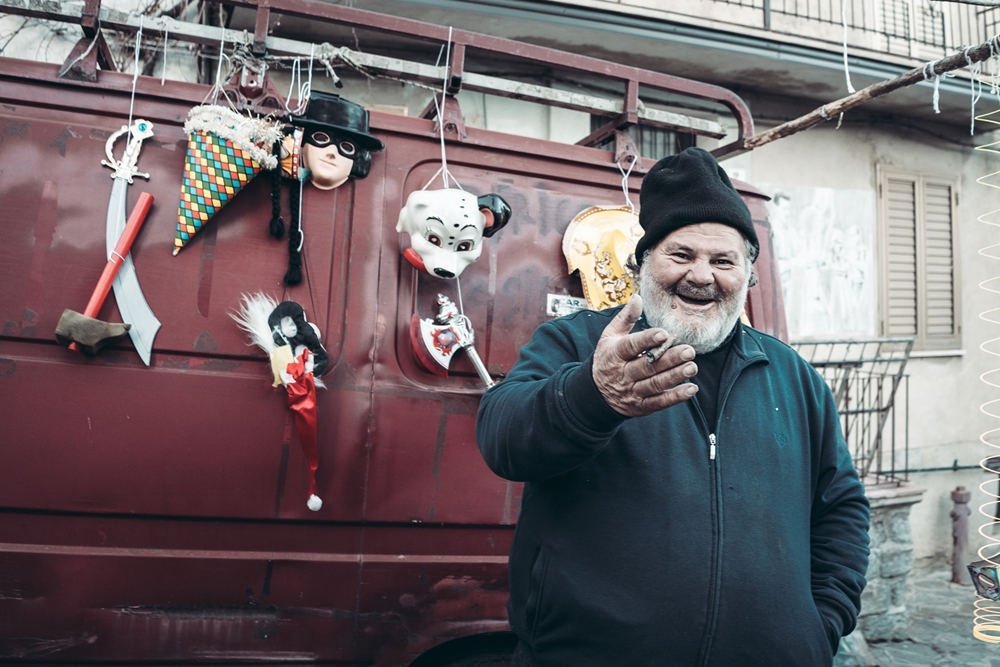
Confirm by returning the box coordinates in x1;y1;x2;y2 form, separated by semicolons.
284;350;319;497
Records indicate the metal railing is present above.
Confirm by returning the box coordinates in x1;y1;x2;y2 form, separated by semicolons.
792;338;914;484
714;0;997;56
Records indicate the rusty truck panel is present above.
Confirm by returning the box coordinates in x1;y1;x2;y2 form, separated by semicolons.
0;6;784;662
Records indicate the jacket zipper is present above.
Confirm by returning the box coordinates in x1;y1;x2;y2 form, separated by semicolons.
697;356;763;667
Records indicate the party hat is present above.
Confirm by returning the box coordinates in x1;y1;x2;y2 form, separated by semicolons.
174;105;279;255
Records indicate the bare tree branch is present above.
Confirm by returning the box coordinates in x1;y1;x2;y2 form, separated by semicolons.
744;36;1000;150
932;0;1000;7
0;17;31;55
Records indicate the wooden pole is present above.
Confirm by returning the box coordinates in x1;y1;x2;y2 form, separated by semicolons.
744;36;1000;150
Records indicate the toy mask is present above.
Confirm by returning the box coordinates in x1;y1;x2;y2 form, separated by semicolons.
396;189;511;279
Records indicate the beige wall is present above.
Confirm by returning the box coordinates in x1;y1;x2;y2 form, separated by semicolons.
719;118;1000;565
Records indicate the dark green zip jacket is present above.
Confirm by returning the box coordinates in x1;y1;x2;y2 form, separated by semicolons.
476;308;870;667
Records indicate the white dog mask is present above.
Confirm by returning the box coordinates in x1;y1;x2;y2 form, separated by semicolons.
396;189;511;279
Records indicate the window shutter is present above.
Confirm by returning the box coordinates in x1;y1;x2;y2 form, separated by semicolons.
923;182;956;339
885;178;918;336
878;167;960;350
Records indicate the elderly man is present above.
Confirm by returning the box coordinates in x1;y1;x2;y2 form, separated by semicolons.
476;147;869;667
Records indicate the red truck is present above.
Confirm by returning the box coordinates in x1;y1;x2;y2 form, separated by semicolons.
0;1;785;664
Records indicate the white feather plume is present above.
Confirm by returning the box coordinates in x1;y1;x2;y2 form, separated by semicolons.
231;293;280;354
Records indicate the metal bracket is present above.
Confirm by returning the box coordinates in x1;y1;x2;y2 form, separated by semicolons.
252;3;271;56
81;0;101;37
420;93;466;140
446;43;465;95
613;129;642;174
58;31;118;82
220;59;287;117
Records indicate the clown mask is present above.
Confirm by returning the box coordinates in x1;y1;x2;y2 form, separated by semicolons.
396;189;511;279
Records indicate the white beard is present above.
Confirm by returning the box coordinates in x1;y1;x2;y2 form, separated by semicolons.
639;270;749;354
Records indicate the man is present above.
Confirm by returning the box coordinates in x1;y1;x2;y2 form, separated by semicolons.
476;147;869;667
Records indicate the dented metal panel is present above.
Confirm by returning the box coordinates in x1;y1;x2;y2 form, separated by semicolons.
0;22;781;666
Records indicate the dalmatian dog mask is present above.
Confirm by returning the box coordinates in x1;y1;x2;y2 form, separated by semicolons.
396;189;511;279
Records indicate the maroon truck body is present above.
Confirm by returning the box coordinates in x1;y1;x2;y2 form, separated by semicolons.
0;7;785;663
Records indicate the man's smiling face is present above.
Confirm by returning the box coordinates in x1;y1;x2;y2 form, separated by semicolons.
639;222;751;354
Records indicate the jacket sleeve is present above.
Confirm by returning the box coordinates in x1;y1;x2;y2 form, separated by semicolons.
809;372;871;651
475;317;628;482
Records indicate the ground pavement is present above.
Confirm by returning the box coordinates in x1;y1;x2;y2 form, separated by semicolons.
857;567;998;667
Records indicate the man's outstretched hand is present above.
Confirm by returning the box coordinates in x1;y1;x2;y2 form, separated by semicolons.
592;294;699;418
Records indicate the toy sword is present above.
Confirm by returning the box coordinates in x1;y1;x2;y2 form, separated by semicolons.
410;294;494;388
102;119;161;365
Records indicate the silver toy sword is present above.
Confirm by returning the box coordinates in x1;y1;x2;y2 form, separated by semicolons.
102;120;161;365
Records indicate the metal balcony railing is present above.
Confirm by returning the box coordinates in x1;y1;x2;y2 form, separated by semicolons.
713;0;997;57
792;338;914;484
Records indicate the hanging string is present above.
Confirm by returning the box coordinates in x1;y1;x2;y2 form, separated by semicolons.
840;2;855;94
456;274;465;315
160;27;168;86
923;61;942;114
126;15;144;140
203;28;234;107
296;177;305;254
287;57;302;113
617;154;636;215
422;27;463;191
968;47;984;135
285;44;316;116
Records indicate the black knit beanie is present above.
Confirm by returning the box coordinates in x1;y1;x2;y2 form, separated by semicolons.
635;147;757;265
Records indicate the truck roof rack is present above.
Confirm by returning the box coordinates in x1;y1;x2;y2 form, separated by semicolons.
0;0;753;159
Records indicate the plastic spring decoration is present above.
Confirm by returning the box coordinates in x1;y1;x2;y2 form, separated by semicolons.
972;104;1000;644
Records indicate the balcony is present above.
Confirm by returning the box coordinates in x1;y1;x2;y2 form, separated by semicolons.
713;0;997;60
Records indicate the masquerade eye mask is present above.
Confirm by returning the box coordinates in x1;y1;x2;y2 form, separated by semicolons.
304;130;357;158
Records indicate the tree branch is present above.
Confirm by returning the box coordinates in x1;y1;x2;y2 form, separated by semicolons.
744;36;1000;150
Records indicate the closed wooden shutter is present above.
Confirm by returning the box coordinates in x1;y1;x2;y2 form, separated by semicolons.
885;178;918;336
923;182;956;338
879;168;960;349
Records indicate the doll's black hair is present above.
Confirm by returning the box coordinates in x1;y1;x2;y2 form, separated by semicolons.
267;300;330;377
269;127;373;286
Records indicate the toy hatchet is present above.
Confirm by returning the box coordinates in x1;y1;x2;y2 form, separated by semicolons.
410;294;494;388
55;193;154;354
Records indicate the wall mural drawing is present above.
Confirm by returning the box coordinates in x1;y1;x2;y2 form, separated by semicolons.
763;185;876;339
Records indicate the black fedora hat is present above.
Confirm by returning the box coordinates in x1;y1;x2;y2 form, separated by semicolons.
291;92;384;152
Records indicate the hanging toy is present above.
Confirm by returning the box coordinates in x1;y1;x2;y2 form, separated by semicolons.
174;105;280;255
411;294;493;387
231;293;330;511
270;92;384;285
562;205;643;310
396;189;511;279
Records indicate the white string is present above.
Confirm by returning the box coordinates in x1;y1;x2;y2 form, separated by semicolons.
456;275;465;315
60;27;100;74
297;177;305;253
617;155;636;215
286;57;302;113
422;27;462;191
126;15;143;141
160;27;167;86
841;2;855;94
210;28;226;105
304;44;315;110
968;48;984;135
923;61;942;114
285;45;316;116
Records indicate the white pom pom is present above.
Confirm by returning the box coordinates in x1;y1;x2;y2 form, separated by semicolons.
307;494;323;511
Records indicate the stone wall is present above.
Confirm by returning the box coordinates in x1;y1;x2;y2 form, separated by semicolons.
836;481;925;666
858;482;925;640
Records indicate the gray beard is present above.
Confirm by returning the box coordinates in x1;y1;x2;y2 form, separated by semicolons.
638;271;749;354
